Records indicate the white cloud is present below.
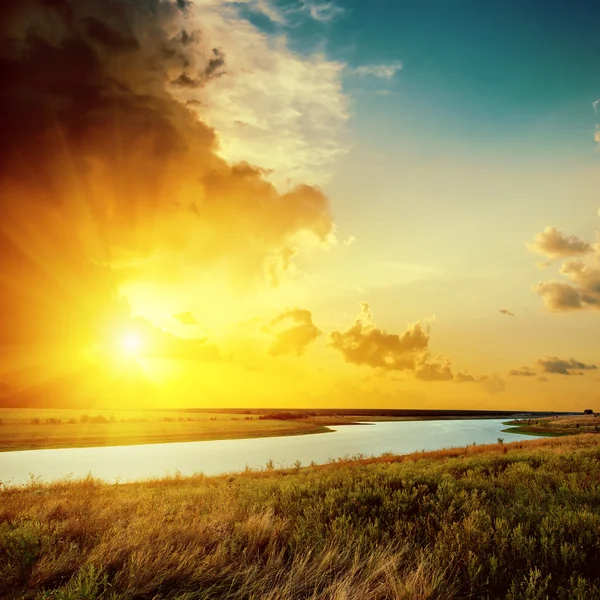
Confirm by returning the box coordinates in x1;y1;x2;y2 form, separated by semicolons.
300;1;345;22
349;62;403;80
168;1;349;189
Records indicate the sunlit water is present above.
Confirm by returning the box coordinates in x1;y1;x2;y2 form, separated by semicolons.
0;419;531;486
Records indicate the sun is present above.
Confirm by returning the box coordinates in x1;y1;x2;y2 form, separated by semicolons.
121;332;143;355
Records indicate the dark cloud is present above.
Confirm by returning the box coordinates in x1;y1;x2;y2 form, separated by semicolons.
328;304;430;372
536;357;597;376
534;261;600;312
527;226;593;259
264;308;321;356
0;0;333;348
509;367;536;377
499;309;514;317
456;372;477;383
415;360;453;381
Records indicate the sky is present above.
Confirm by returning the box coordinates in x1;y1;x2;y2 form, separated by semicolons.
0;0;599;411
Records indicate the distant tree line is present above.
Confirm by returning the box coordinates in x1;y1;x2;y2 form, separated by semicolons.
258;412;316;421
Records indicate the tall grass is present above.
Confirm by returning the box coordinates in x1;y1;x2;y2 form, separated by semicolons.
1;436;600;599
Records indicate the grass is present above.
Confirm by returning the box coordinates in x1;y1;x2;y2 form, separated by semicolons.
1;435;600;599
503;415;600;437
0;408;527;452
0;409;333;452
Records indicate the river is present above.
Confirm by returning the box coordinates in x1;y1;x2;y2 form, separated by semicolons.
0;418;531;486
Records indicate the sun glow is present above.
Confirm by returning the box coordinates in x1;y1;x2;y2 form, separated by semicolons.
121;333;143;355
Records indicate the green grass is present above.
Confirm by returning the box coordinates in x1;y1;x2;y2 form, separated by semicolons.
2;435;600;599
501;424;565;438
503;415;600;438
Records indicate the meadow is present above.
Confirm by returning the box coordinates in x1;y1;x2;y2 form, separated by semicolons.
503;414;600;437
0;409;332;452
1;435;600;599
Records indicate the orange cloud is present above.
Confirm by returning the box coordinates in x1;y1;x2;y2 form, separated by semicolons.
0;0;335;350
328;304;457;383
415;360;453;381
527;226;592;259
328;304;430;372
534;261;600;311
264;309;321;356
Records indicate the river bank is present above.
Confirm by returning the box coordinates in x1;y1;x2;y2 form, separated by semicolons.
0;408;548;452
1;434;599;599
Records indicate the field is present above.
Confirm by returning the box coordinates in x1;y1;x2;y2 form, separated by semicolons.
1;435;600;599
0;409;335;452
503;414;600;437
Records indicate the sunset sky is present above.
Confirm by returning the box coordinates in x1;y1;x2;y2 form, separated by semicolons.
1;0;599;411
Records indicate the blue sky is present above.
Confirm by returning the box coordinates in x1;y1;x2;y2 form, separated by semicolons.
275;0;600;162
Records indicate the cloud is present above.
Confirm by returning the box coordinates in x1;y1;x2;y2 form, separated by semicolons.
455;372;506;395
477;375;506;396
527;226;593;259
349;62;403;80
0;0;339;346
175;1;349;189
534;261;600;311
247;0;287;24
536;357;597;376
264;308;321;356
499;309;515;316
415;359;453;381
328;303;431;371
173;312;199;325
509;367;536;377
300;1;345;22
538;376;549;383
344;235;357;246
456;372;477;383
328;304;454;382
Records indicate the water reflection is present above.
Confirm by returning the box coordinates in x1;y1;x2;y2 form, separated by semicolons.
0;419;531;486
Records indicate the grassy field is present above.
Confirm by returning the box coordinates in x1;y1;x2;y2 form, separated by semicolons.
0;409;337;452
1;435;600;599
503;414;600;437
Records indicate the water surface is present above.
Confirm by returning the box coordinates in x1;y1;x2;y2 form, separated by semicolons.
0;419;530;486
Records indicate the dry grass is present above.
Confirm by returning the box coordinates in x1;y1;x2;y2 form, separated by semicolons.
0;409;329;451
1;435;600;599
